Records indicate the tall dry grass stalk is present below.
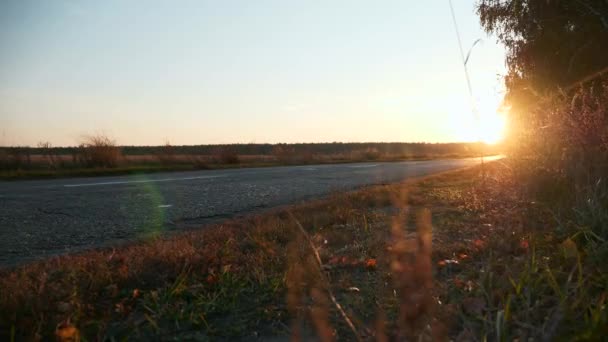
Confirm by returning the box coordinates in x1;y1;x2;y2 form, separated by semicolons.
283;185;444;341
287;217;361;341
388;204;442;340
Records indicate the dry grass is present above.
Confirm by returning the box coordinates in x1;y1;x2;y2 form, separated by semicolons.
2;160;603;340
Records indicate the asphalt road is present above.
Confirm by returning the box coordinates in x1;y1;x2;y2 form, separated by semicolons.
0;157;496;266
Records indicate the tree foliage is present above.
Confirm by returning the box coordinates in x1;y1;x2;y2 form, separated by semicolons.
477;0;608;112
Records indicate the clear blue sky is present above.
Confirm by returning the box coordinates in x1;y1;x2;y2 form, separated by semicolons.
0;0;505;146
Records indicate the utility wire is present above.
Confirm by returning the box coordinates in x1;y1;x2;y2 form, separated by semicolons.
448;0;484;171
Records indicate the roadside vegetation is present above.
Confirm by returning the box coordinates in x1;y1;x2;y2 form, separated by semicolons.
0;140;499;180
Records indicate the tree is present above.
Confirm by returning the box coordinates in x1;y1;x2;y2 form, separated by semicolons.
477;0;608;112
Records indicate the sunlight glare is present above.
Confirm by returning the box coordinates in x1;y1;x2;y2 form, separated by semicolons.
478;112;507;144
450;107;508;145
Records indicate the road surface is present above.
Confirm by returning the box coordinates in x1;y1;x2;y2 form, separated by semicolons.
0;157;495;266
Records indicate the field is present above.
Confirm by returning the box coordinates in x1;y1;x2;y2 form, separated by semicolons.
0;142;501;180
2;159;605;340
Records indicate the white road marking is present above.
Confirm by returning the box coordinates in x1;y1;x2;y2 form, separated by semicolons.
347;164;379;168
158;204;173;208
63;175;224;188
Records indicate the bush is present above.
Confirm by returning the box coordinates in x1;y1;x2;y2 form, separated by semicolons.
360;148;381;160
0;149;7;170
510;83;608;243
271;145;314;164
37;141;59;169
0;147;32;170
76;135;121;168
157;142;177;166
188;156;210;169
216;147;239;164
272;144;295;162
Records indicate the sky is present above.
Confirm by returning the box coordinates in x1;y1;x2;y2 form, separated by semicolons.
0;1;506;147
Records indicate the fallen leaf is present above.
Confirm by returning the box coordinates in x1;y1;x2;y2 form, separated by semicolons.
473;239;485;249
365;259;377;269
56;321;80;342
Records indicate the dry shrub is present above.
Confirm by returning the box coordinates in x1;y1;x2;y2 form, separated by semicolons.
272;144;314;164
188;155;210;169
517;85;608;181
363;148;382;160
0;149;8;170
272;145;295;162
37;141;59;169
0;147;32;170
75;135;121;168
352;148;382;161
510;82;608;244
216;146;240;164
156;141;177;166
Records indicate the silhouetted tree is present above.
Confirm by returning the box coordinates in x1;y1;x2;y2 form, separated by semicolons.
477;0;608;114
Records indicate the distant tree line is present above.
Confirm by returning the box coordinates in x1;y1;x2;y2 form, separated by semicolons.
1;142;488;156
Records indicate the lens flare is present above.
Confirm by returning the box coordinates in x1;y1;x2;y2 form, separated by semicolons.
122;175;167;239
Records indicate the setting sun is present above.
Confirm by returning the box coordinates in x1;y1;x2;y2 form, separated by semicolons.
449;107;507;145
478;112;507;144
